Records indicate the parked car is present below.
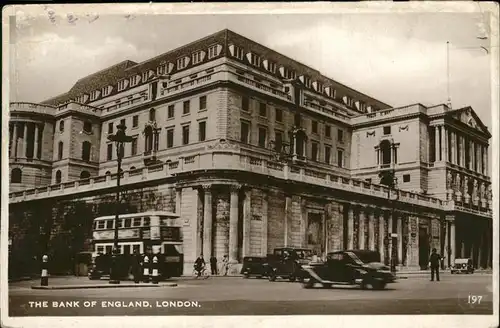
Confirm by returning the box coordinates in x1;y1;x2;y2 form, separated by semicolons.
267;247;314;282
301;250;396;290
450;258;474;274
240;256;269;278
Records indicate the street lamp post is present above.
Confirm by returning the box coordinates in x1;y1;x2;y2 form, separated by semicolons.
107;123;134;284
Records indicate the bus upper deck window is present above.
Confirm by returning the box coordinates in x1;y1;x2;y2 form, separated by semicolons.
105;246;112;254
106;220;113;229
144;218;150;226
124;218;132;228
93;222;97;230
133;218;141;227
117;219;123;228
97;221;105;229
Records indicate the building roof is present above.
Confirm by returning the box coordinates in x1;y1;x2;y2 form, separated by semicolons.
41;29;390;109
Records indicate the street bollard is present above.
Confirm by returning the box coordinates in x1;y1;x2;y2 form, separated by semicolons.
151;256;159;284
143;255;150;283
41;255;49;286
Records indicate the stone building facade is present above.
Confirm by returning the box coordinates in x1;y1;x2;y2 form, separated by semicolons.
8;29;493;275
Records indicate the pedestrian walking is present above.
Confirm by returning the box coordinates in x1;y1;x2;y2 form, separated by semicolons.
210;255;218;275
132;249;142;283
222;255;229;276
428;248;442;282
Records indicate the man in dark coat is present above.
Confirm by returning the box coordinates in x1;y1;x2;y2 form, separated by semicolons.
428;248;442;281
131;249;142;283
194;255;206;277
210;255;218;275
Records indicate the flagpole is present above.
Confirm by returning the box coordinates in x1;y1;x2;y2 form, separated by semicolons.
446;41;452;109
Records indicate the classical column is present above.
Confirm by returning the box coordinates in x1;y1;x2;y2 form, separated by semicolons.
202;184;213;258
378;212;385;263
450;220;456;267
443;126;448;162
229;184;240;263
347;206;354;249
261;191;268;256
358;208;366;250
476;144;482;173
397;215;403;265
434;126;440;162
368;209;375;251
461;136;466;167
443;221;450;268
242;189;252;257
22;123;28;157
483;146;488;175
387;211;393;264
285;195;292;247
12;123;18;158
469;141;474;169
175;187;182;216
33;123;40;159
451;131;457;164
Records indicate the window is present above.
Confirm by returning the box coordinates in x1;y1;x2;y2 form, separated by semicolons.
90;90;100;101
142;71;149;82
97;221;105;230
59;120;64;132
120;119;126;127
132;115;138;128
275;108;283;122
312;121;318;134
58;141;63;160
258;127;267;147
249;53;261;66
380;140;392;165
124;218;132;228
365;178;372;184
80;171;90;180
131;138;138;156
168;105;175;118
11;168;22;183
325;125;331;138
83;121;92;133
337;150;344;168
325;146;331;164
199;121;206;141
133;218;142;227
102;86;112;97
130;75;140;87
275;131;283;151
199;96;207;111
259;103;267;117
265;60;277;73
108;123;114;134
149;108;156;121
403;174;411;183
166;129;174;148
208;45;219;59
177;57;188;70
117;79;128;91
337;129;344;142
183;101;190;115
231;45;245;60
192;51;204;65
55;170;62;184
182;125;190;145
383;126;391;135
240;121;250;143
82;141;91;161
107;144;113;160
242;96;249;111
311;142;318;161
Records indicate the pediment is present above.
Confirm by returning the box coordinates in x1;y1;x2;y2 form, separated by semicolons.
449;107;491;137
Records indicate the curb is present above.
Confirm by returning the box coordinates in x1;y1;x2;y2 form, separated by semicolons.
31;283;177;290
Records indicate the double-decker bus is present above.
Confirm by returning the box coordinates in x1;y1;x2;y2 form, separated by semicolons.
90;211;183;279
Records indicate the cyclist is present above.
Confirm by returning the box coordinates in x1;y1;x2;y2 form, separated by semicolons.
194;254;206;278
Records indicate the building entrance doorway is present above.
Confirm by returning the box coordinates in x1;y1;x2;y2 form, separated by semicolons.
419;225;430;269
307;213;324;256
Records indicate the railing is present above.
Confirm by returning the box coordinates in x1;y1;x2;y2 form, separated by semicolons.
303;101;351;123
235;75;292;100
351;103;427;125
57;102;102;115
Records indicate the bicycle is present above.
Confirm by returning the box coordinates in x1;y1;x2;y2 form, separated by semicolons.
192;267;210;279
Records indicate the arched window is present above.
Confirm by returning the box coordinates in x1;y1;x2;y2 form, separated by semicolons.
11;168;22;183
144;125;153;153
105;171;111;176
130;166;136;171
149;108;156;121
59;120;64;132
380;140;392;165
83;121;92;133
55;170;62;184
82;141;91;161
58;141;64;160
80;171;90;180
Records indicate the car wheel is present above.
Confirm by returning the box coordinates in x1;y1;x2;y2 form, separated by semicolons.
302;278;316;289
297;277;304;283
372;281;387;290
243;273;249;279
268;273;276;282
289;276;296;282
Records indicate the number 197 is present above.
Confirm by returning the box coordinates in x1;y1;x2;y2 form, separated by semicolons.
468;295;482;304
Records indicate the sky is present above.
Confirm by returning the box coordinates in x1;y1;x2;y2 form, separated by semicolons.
8;6;496;136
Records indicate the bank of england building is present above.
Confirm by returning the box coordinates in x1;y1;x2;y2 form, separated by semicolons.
8;29;493;274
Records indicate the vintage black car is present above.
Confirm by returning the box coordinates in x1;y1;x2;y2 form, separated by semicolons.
450;258;474;274
267;247;314;282
240;256;269;278
301;250;396;290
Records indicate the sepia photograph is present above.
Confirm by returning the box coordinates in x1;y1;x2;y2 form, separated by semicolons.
1;3;498;328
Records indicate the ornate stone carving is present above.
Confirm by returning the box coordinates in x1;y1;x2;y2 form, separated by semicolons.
230;184;242;194
201;184;212;191
206;138;240;151
446;171;453;189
